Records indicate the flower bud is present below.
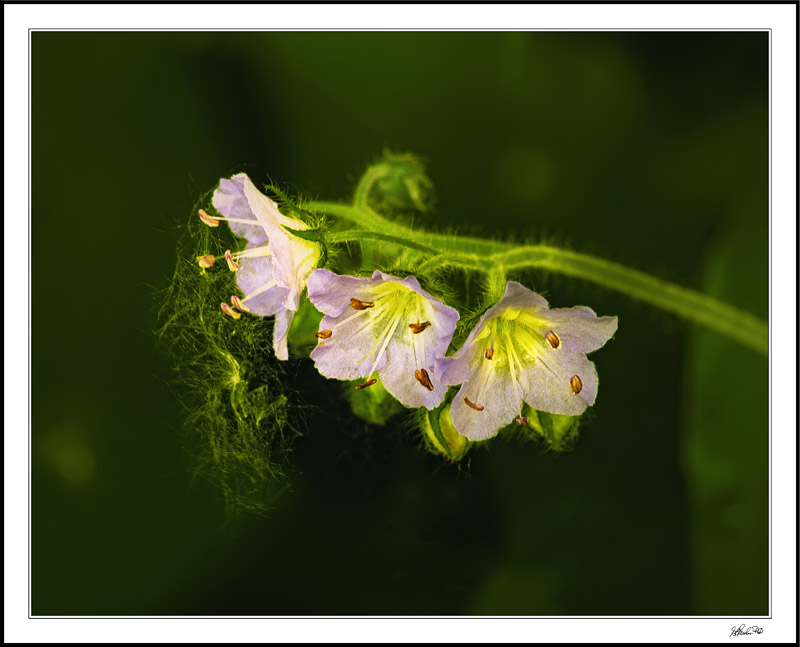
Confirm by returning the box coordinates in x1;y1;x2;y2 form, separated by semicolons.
519;404;581;452
345;379;404;426
368;152;435;214
419;400;471;462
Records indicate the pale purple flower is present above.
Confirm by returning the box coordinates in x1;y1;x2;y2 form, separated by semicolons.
438;282;617;441
201;173;321;360
307;269;460;410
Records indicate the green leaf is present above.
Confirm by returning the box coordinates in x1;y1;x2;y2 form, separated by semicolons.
281;225;324;242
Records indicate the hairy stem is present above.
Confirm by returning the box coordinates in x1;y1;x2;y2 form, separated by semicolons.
486;265;508;302
498;246;768;354
309;201;768;355
327;229;438;254
309;201;509;256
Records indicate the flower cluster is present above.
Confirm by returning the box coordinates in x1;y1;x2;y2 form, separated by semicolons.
199;173;617;444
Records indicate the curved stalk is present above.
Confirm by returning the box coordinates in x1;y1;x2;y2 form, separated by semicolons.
309;201;768;356
327;229;437;254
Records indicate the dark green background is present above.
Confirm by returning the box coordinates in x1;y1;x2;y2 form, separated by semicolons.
32;32;768;615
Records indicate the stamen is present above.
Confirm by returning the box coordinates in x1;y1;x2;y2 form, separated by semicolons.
231;295;249;313
241;279;276;303
464;396;484;411
409;321;431;334
230;245;272;260
503;329;520;388
484;348;494;360
198;209;220;227
354;378;377;391
367;309;403;373
416;300;426;369
545;330;561;349
350;297;374;310
515;416;528;425
224;249;239;271
331;307;371;332
197;254;216;268
220;302;241;319
315;329;332;340
570;375;583;394
414;368;434;391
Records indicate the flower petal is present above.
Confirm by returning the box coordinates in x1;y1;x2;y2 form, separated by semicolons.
440;280;615;439
211;175;268;244
449;360;523;441
272;307;293;361
489;281;549;313
376;317;453;410
310;312;389;381
235;245;289;316
238;174;319;312
438;282;543;385
520;350;599;416
538;306;618;354
308;270;459;408
306;269;379;318
378;352;450;409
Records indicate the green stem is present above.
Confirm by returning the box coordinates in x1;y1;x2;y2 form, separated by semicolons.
308;201;768;355
486;265;508;302
498;246;768;355
327;229;437;254
309;201;510;256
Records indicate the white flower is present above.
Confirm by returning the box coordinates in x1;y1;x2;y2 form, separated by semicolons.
199;173;321;360
438;282;617;440
306;269;460;409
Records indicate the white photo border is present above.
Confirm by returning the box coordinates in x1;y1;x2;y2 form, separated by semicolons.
5;2;796;643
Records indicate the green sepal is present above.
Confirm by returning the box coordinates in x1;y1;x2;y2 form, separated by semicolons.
282;225;324;242
419;396;471;462
520;404;581;452
281;225;328;267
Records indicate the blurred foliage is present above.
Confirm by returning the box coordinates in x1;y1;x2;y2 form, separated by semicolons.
682;200;768;614
32;31;766;615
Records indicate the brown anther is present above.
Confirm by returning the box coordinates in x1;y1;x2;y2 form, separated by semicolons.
197;254;216;268
464;397;484;411
484;348;494;360
224;249;239;271
545;330;561;349
414;368;434;391
314;329;333;340
230;295;249;313
198;209;220;227
570;375;583;394
354;378;377;391
409;321;431;334
515;416;528;425
350;298;374;310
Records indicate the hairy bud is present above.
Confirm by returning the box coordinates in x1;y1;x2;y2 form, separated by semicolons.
419;399;471;462
519;405;581;452
362;151;435;215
